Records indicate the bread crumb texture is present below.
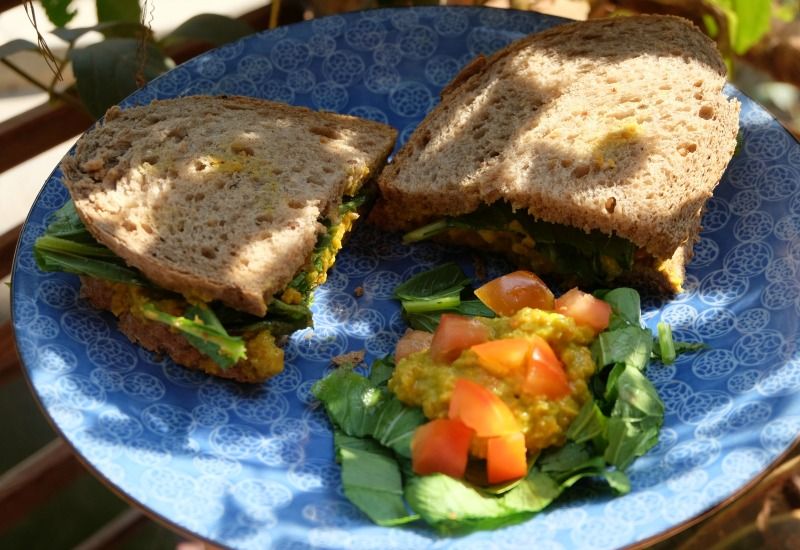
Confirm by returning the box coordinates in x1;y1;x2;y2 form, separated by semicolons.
374;15;740;260
62;96;396;316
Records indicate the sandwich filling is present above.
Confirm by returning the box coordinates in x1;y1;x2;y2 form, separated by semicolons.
402;202;682;291
34;189;371;382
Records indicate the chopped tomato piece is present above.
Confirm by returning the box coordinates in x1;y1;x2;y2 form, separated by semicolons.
395;329;433;361
475;270;555;316
449;378;519;437
487;432;528;484
411;418;474;478
471;338;531;376
523;335;570;399
554;288;612;333
430;314;490;364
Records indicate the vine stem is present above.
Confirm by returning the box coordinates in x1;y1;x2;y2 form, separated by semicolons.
1;58;85;112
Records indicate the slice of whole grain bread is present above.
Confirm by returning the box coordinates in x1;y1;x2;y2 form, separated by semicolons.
372;15;740;267
62;95;396;316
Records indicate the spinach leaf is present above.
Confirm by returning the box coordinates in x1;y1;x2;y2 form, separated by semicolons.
604;366;664;470
369;356;396;387
592;326;653;371
404;470;561;534
394;262;471;301
565;400;607;446
217;299;312;336
34;247;146;285
180;303;245;369
402;299;495;332
313;367;425;457
312;369;384;437
598;287;642;329
372;395;426;458
139;302;247;369
394;263;493;331
335;431;419;527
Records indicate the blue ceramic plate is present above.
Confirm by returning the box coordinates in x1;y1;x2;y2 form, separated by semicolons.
12;7;800;549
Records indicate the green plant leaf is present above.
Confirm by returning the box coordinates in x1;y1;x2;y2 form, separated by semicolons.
52;21;148;43
40;0;77;27
160;14;254;48
70;38;173;119
0;39;40;58
96;0;141;23
335;432;419;527
394;262;471;302
729;0;771;54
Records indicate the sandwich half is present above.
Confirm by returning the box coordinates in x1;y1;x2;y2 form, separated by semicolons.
35;95;396;382
371;15;740;293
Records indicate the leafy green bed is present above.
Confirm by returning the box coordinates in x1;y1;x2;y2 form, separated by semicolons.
313;263;702;533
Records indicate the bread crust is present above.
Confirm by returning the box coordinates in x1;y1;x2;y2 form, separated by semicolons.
372;15;740;290
62;95;396;316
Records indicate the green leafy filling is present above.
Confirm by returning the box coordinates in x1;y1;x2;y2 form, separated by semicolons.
33;201;313;369
403;203;636;284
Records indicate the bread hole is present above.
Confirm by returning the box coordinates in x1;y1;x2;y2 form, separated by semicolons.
419;132;431;147
670;50;682;56
288;199;304;209
694;80;704;87
141;222;154;234
611;109;635;119
322;165;334;174
606;75;619;84
215;180;225;190
572;164;591;178
256;213;273;224
677;142;697;156
231;142;255;156
694;92;703;100
239;258;250;267
205;219;219;227
560;158;573;168
310;126;342;140
122;220;136;232
307;175;323;186
177;220;185;233
488;150;500;159
166;169;178;179
142;155;159;165
220;233;228;241
473;127;487;140
659;84;671;91
272;168;283;176
194;160;206;171
698;105;715;119
201;247;216;260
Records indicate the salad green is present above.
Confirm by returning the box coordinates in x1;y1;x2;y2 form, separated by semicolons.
313;264;705;533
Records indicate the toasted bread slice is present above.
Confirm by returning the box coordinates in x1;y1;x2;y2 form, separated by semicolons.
372;15;739;291
62;95;397;316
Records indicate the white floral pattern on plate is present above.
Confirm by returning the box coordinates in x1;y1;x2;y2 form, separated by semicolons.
11;7;800;549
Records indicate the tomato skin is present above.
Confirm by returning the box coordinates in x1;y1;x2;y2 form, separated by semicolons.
486;432;528;484
448;378;519;437
395;329;433;361
523;334;570;399
554;288;612;333
475;271;555;316
430;314;490;364
470;338;531;377
411;418;474;478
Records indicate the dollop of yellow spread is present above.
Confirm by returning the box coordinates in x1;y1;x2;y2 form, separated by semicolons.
389;308;597;453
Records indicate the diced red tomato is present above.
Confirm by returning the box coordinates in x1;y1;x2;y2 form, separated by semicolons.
395;329;434;361
523;335;570;399
486;432;528;484
411;418;474;478
554;288;611;333
430;314;490;364
475;271;555;316
448;378;519;437
470;338;531;377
